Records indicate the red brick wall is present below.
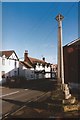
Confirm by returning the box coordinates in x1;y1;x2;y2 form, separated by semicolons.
63;42;80;84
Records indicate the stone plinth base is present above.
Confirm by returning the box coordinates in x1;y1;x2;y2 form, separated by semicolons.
61;84;71;99
62;96;76;104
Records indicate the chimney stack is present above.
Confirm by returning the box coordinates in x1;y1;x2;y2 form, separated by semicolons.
24;50;28;61
43;57;45;61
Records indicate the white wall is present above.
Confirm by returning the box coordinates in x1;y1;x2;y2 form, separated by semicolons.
19;62;51;80
0;53;19;84
45;65;51;78
19;62;25;77
35;63;51;79
25;69;34;80
35;63;44;71
19;62;35;80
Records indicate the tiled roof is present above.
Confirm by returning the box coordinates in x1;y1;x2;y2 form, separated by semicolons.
29;57;46;64
0;50;18;59
22;56;50;69
23;56;50;69
20;61;32;68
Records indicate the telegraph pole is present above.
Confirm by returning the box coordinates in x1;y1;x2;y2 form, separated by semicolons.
56;14;64;84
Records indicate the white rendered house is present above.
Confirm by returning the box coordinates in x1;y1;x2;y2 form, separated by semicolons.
19;61;35;80
0;50;19;84
19;50;52;80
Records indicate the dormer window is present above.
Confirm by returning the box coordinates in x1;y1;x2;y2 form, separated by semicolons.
42;64;45;68
38;63;40;66
33;63;37;69
47;64;49;68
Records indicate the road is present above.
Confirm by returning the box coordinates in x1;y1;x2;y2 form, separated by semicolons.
0;79;57;119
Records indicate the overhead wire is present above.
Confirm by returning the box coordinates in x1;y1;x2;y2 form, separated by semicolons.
64;0;79;19
17;1;79;62
19;1;79;60
62;0;79;45
1;2;78;61
28;3;59;35
40;1;78;52
45;1;78;40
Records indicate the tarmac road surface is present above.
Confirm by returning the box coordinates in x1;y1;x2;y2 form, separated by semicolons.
0;79;56;118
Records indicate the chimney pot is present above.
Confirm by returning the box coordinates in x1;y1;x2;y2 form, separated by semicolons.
24;50;28;61
43;57;45;61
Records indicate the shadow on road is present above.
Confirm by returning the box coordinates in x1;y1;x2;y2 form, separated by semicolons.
2;96;63;118
5;79;58;92
2;98;25;106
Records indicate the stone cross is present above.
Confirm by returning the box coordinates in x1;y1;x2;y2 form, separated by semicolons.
56;14;71;100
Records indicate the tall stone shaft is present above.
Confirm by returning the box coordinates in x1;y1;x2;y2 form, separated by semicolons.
56;14;64;84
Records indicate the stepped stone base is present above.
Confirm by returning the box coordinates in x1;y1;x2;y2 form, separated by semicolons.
51;83;79;113
63;104;80;112
61;84;78;112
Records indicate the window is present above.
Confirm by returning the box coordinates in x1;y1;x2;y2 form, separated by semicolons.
38;63;40;68
2;58;5;65
38;63;40;66
2;71;5;78
31;75;33;78
42;64;45;68
47;64;49;68
53;68;54;71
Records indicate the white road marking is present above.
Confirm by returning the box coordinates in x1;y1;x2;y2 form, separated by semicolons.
0;91;19;98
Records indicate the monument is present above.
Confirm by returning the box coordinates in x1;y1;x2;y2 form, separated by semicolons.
55;14;71;100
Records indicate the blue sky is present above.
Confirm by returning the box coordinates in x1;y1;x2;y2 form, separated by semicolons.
2;2;78;63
